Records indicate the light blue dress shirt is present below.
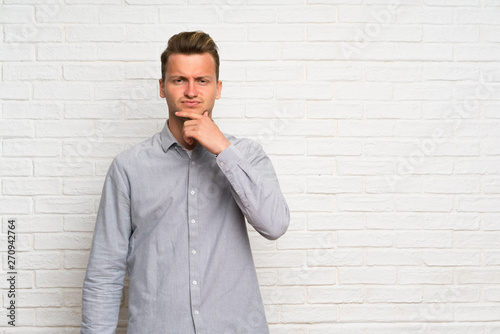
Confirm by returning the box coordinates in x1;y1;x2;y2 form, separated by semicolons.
81;120;290;333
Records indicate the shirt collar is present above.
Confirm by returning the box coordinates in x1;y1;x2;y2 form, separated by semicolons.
160;119;178;153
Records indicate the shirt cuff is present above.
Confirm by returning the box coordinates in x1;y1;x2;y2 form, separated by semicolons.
215;144;243;173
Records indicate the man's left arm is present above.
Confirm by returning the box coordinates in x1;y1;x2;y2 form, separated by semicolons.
175;111;290;239
216;141;290;240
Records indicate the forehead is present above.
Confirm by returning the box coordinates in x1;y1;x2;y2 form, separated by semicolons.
166;53;216;77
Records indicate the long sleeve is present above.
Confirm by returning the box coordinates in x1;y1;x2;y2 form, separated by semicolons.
215;140;290;240
81;158;132;333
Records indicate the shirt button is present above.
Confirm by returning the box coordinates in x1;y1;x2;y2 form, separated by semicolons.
192;281;197;285
191;219;195;224
190;190;195;195
194;310;199;315
219;162;224;166
192;249;196;254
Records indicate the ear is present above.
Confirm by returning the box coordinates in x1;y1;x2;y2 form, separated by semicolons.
215;80;222;100
159;79;165;98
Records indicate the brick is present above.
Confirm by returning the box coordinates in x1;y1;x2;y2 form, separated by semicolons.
455;305;500;321
423;176;480;194
395;195;453;212
3;139;61;157
308;249;363;267
308;287;364;303
0;44;35;61
65;102;123;119
343;303;453;322
0;120;34;138
307;102;364;119
34;159;94;177
366;249;422;266
36;269;85;288
423;213;479;230
221;82;274;99
424;286;480;303
245;101;304;118
278;267;336;285
0;5;34;23
366;175;422;194
220;8;275;23
2;102;62;119
63;177;104;195
338;194;393;212
246;63;303;81
35;197;94;214
3;178;61;195
276;157;334;175
18;290;63;307
64;251;90;269
281;43;337;61
260;286;305;305
0;82;32;100
4;24;63;42
36;6;97;23
281;305;336;323
35;307;82;326
398;268;453;284
394;83;453;101
64;215;96;232
395;231;452;248
366;287;422;303
424;63;480;81
277;6;336;23
366;213;423;230
338;6;397;23
339;120;394;137
339;267;397;284
458;197;500;212
307;139;363;156
337;159;394;176
3;63;61;81
277;232;334;250
423;250;481;266
253;251;306;268
308;26;357;42
337;231;393;247
395;43;453;61
307;176;363;194
285;194;335;212
100;6;157;23
277;82;333;100
308;213;364;230
423;25;479;42
35;232;92;250
2;215;62;233
249;25;304;42
307;63;364;81
94;81;157;100
33;82;92;100
66;25;125;42
397;8;453;24
15;251;62;270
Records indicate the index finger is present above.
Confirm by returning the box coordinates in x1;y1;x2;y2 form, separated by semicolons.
175;111;203;119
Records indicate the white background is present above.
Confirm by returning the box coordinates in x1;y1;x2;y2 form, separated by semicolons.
1;0;500;333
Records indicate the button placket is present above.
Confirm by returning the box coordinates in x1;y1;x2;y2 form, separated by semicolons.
187;155;202;330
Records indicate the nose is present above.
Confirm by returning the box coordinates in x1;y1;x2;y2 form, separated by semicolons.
184;81;198;98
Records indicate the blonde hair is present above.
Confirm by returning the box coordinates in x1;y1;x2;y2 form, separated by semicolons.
160;31;220;81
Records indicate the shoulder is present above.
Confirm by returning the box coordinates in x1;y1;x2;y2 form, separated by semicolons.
224;133;263;156
111;133;161;170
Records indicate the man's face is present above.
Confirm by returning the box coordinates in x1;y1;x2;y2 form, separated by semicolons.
159;53;222;120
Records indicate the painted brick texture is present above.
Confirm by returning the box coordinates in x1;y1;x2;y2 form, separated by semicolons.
1;1;500;333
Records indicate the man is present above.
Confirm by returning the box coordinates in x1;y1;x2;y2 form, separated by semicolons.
81;31;289;333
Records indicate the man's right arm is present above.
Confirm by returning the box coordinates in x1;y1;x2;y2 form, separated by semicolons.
81;158;131;334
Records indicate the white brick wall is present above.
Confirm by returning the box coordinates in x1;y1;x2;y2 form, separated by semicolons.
1;1;499;333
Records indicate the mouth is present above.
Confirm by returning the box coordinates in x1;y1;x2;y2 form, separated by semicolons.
182;100;201;108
